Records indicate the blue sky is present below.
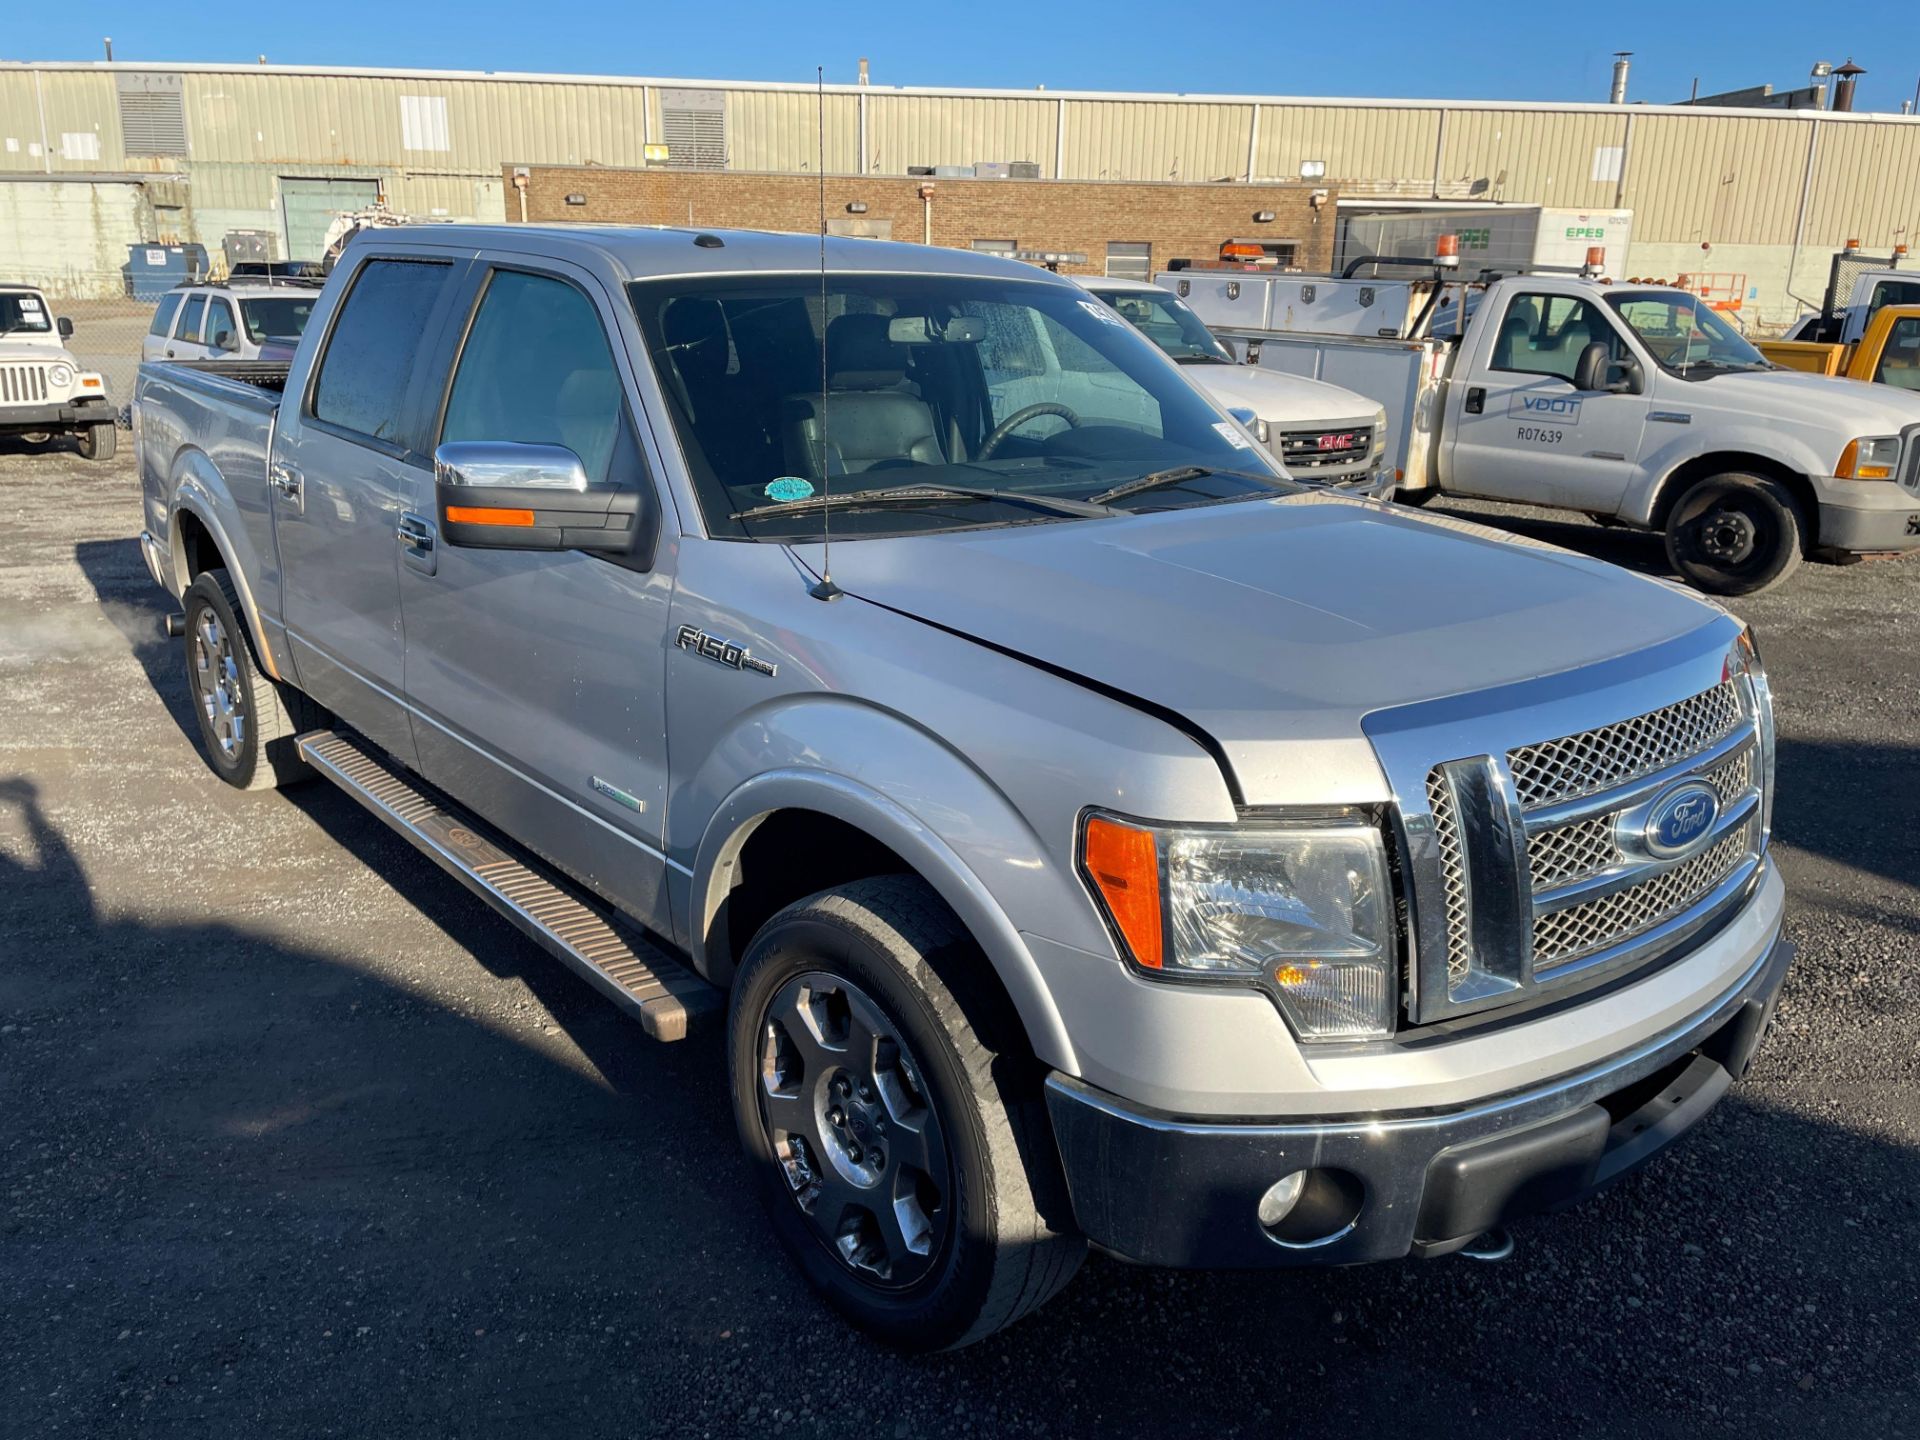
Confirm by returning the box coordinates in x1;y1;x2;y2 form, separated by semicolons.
10;1;1920;111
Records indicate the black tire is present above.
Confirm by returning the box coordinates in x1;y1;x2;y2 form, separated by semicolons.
1393;486;1437;506
181;570;317;791
77;421;116;462
1663;472;1805;596
727;875;1084;1351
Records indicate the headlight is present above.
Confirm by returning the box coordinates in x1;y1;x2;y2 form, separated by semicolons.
1080;812;1397;1040
1252;415;1271;445
48;362;73;388
1725;626;1775;840
1836;435;1900;480
1370;408;1387;457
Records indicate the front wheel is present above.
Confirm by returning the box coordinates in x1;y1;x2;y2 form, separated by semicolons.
77;421;116;462
1663;473;1805;596
727;876;1084;1351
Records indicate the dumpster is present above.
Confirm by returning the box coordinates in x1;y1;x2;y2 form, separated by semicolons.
123;243;210;300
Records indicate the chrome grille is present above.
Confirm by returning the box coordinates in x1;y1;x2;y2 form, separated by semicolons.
1426;768;1471;984
0;363;50;405
1277;425;1374;473
1507;682;1743;809
1527;744;1756;892
1533;820;1758;969
1406;668;1767;1026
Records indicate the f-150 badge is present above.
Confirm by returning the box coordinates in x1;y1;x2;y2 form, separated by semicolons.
676;624;777;677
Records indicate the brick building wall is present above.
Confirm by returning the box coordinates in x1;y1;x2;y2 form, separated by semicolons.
504;165;1336;276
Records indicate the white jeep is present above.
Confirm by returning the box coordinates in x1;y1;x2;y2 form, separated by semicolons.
0;286;115;461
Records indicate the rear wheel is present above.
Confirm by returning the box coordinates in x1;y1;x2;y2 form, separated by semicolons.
1663;472;1805;596
182;570;315;790
77;421;116;462
727;876;1084;1351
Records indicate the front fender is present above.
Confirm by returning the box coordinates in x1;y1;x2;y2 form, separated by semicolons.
170;448;284;680
683;703;1092;1075
1623;432;1824;529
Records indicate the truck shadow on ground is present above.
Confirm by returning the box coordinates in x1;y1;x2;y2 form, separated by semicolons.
3;769;1916;1438
1419;498;1677;579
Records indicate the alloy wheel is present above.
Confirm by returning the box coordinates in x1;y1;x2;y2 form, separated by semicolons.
756;971;951;1288
191;609;247;760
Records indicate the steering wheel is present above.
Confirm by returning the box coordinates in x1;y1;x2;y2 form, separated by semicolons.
976;402;1081;461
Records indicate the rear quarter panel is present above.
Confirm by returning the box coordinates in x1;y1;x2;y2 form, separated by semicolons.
135;363;286;667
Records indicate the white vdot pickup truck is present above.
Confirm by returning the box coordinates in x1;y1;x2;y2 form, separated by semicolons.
1180;265;1920;594
134;225;1792;1350
0;285;115;460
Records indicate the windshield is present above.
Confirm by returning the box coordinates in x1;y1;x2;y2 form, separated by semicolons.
1607;291;1769;376
240;295;317;343
1084;285;1235;363
628;272;1292;542
0;291;53;335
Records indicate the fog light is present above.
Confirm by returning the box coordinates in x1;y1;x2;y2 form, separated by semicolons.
1257;1171;1307;1227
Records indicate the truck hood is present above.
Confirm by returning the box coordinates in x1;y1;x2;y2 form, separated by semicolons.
1180;362;1381;426
821;495;1722;804
1679;366;1920;431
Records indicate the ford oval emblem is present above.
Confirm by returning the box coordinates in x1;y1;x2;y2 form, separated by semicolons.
1640;781;1720;860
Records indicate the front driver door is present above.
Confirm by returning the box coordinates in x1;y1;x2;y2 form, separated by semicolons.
397;259;675;937
1443;289;1649;513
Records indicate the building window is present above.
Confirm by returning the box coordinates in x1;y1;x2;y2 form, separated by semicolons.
1106;242;1152;282
399;95;450;153
660;88;727;170
116;73;187;157
971;240;1017;257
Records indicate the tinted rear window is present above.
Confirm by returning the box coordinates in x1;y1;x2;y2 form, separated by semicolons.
311;259;452;448
149;293;182;337
177;294;206;342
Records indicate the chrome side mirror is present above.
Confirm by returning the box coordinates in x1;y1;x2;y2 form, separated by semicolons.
432;441;634;553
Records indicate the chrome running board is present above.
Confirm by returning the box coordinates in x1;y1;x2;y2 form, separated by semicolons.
297;730;720;1042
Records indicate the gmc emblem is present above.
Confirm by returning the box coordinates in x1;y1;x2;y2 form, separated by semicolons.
1317;432;1358;451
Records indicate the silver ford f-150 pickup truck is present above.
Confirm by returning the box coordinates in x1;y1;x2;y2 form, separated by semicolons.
135;225;1791;1351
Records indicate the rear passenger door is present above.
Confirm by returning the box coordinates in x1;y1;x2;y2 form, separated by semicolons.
272;251;472;765
397;257;676;936
143;293;183;361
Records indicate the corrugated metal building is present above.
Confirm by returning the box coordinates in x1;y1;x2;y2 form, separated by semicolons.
3;60;1916;322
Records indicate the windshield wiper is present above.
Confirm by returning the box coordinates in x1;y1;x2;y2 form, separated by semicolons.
1173;353;1232;365
1089;464;1293;505
731;481;1114;522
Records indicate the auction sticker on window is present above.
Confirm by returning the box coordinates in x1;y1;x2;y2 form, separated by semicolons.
1212;421;1253;450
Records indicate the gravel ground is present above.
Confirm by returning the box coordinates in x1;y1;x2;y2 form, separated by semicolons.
1;431;1915;1437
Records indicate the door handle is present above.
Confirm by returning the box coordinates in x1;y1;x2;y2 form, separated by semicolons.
164;348;175;358
397;522;433;550
268;463;304;511
1464;386;1486;415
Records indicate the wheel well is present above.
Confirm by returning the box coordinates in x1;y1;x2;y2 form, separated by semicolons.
706;809;916;985
1650;453;1819;546
174;508;219;582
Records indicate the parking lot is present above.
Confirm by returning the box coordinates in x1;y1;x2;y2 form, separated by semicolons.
2;315;1917;1435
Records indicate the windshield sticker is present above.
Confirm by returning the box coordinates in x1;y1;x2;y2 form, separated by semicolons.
764;477;816;503
1212;421;1254;450
19;296;42;312
1077;299;1125;328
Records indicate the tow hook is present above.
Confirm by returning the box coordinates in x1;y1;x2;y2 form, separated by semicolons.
164;612;187;637
1458;1227;1516;1262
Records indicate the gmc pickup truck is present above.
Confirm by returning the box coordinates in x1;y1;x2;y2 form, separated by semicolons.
136;225;1792;1351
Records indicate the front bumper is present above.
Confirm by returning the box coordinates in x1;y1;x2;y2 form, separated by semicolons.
1814;475;1920;554
0;397;111;430
1045;929;1791;1268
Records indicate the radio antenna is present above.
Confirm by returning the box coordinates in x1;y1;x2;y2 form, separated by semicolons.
808;64;843;602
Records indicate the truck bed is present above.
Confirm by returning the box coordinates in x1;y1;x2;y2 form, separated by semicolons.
134;358;285;606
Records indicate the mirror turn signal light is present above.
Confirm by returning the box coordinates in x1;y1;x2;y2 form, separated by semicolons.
445;505;536;527
1082;815;1163;969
